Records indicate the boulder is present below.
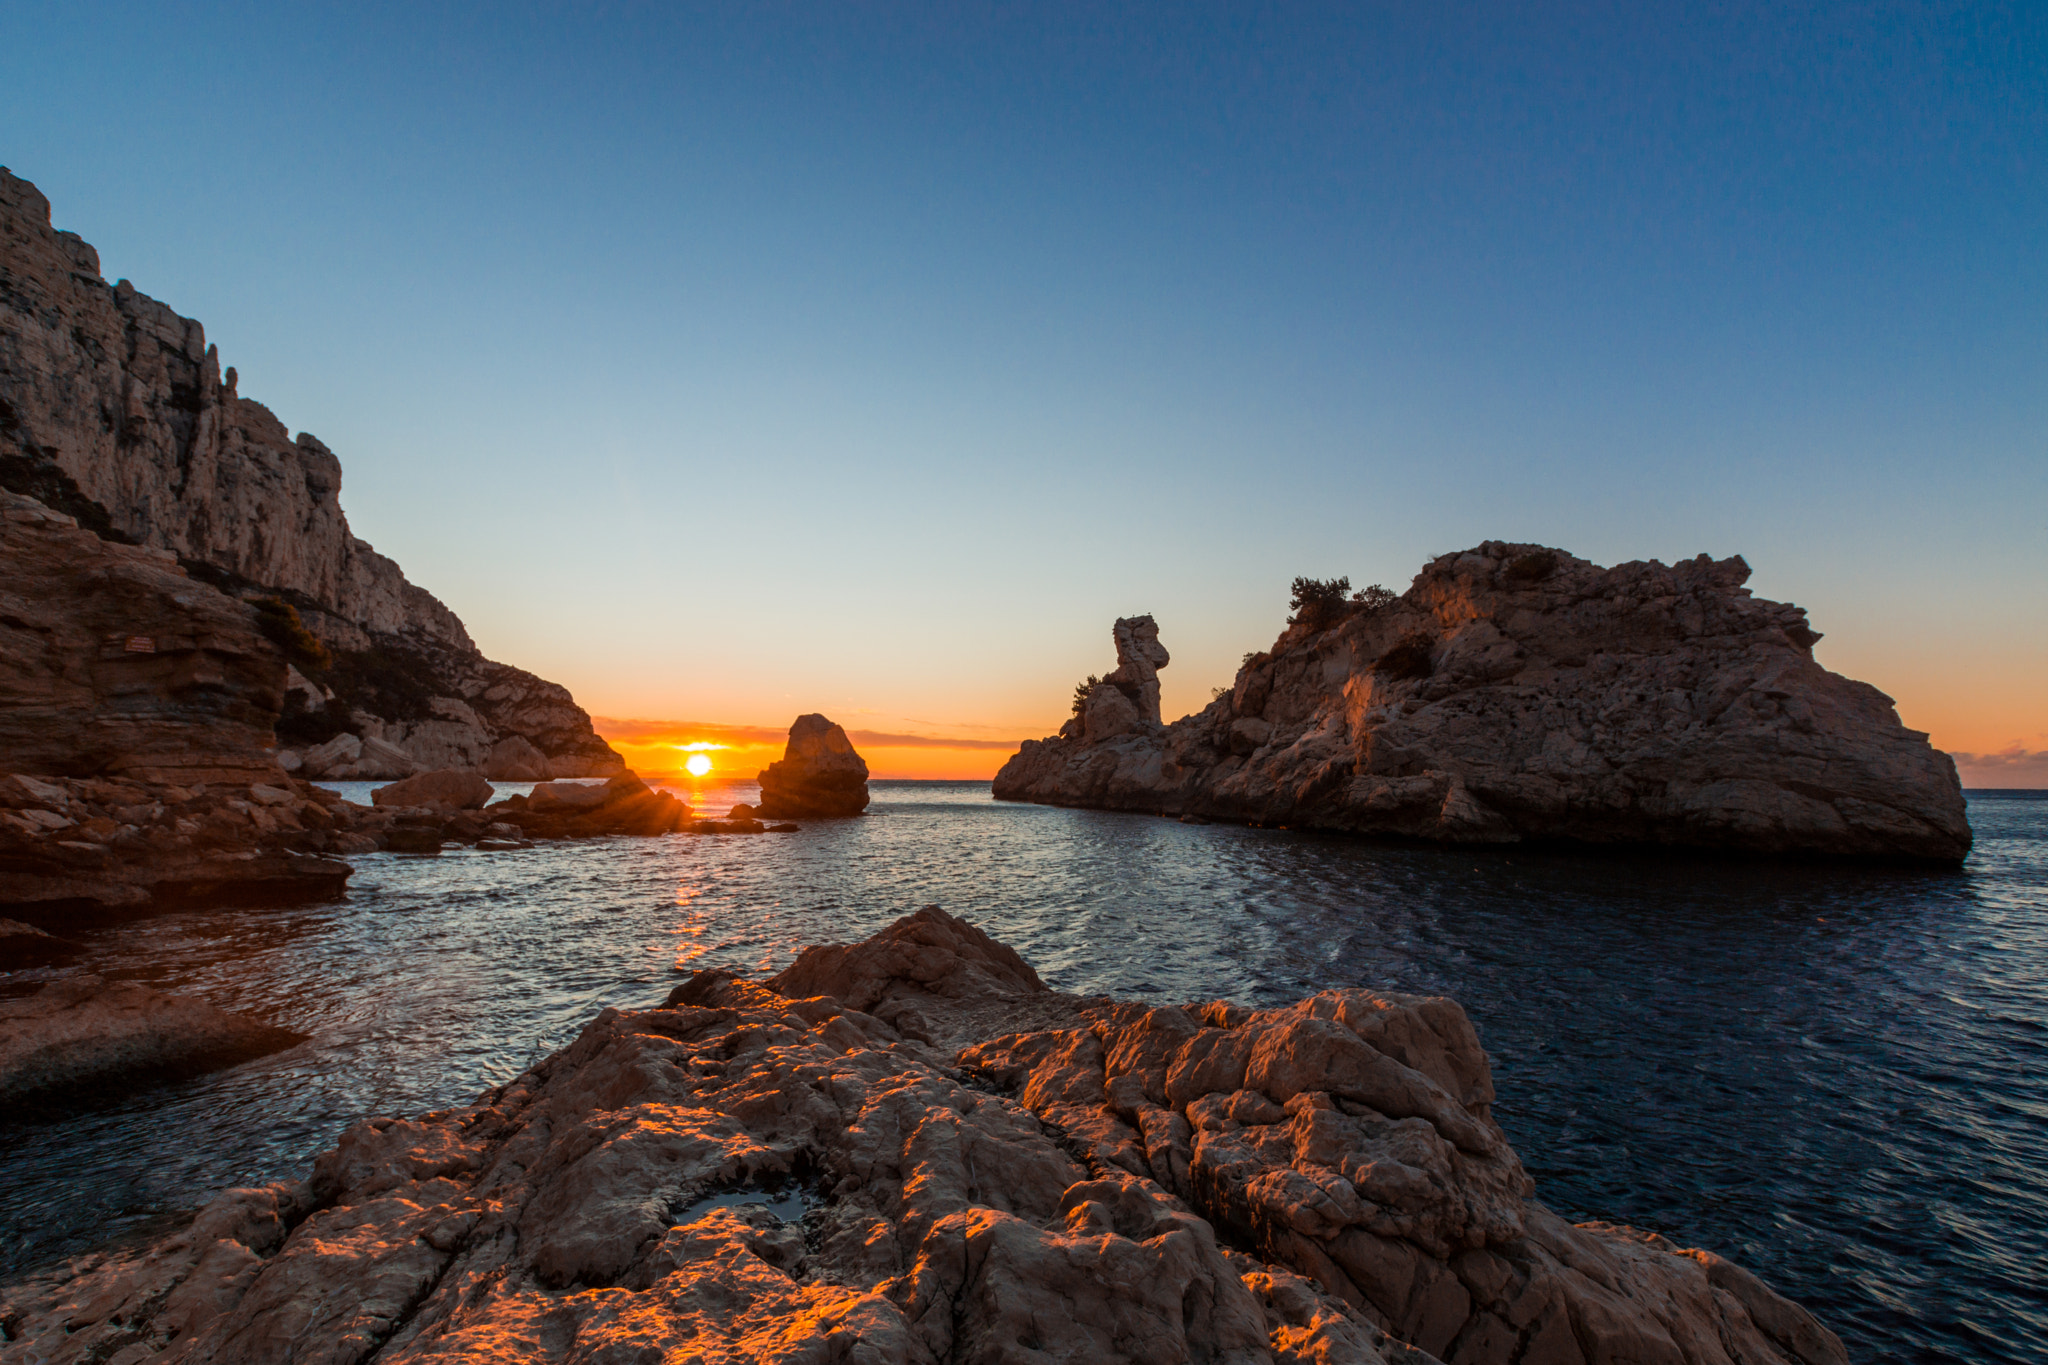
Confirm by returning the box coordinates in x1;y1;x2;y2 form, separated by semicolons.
0;974;303;1108
995;543;1972;863
525;780;614;812
0;910;1844;1365
488;773;694;839
370;769;494;812
483;733;551;781
755;713;871;817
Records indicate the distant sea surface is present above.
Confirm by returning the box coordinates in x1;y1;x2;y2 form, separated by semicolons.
2;782;2042;1362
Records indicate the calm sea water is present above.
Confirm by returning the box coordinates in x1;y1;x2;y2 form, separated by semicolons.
1;782;2041;1363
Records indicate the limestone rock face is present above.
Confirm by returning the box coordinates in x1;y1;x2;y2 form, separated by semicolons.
0;166;623;782
0;909;1843;1365
0;974;303;1108
0;491;286;784
756;713;871;817
996;544;1971;862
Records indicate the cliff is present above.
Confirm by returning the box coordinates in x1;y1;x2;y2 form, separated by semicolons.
0;167;620;781
995;544;1971;862
0;908;1844;1365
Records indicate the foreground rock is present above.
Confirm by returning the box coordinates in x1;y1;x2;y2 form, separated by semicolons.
0;166;622;782
756;713;872;817
0;974;302;1108
997;545;1971;862
0;908;1842;1364
0;771;353;914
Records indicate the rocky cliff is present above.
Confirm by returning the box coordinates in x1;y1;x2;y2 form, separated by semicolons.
0;908;1844;1365
996;544;1971;862
0;167;620;781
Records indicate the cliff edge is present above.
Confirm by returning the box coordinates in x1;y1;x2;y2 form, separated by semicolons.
995;544;1971;862
0;167;620;781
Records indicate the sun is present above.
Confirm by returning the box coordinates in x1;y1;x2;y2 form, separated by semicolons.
684;753;713;777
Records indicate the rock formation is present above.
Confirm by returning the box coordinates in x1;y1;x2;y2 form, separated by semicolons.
369;770;495;813
0;909;1844;1364
997;544;1971;862
0;491;286;785
0;771;354;913
756;713;872;817
0;975;303;1109
0;166;621;782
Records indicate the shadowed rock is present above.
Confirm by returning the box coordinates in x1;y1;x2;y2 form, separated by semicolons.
0;975;303;1109
756;713;871;817
0;909;1844;1365
997;544;1971;863
370;770;493;813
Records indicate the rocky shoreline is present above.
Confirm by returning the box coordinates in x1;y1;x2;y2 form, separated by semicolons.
0;909;1844;1365
996;545;1971;863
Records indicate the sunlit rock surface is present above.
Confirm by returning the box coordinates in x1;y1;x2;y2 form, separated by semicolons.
0;908;1843;1364
996;544;1970;863
0;166;621;781
756;713;872;817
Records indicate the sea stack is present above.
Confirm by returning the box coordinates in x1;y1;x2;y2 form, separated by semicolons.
996;543;1973;862
755;714;871;817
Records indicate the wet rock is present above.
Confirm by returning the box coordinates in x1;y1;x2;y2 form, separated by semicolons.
0;974;303;1108
370;769;494;812
0;916;77;970
995;544;1971;863
0;909;1842;1365
755;713;871;817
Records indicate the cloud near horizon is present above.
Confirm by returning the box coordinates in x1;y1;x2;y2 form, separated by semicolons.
592;718;1027;752
1952;746;2048;788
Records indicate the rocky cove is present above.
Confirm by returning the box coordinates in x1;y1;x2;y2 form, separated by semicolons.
0;163;2033;1364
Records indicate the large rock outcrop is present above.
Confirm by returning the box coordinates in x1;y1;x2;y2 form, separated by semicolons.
996;545;1971;862
0;166;621;782
0;909;1843;1365
0;490;285;784
756;713;872;817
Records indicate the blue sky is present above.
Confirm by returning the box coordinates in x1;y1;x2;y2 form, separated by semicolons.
4;2;2043;777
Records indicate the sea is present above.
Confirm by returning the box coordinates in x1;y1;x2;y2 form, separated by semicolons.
1;781;2042;1363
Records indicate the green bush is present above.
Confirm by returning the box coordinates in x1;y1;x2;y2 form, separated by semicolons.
1071;674;1101;715
252;597;332;670
1288;576;1352;628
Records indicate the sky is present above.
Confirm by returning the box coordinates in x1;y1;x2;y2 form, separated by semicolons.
4;2;2043;783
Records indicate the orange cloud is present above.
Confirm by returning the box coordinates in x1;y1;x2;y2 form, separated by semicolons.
1951;746;2048;789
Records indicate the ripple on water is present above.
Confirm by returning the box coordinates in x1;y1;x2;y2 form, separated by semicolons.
1;782;2043;1363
